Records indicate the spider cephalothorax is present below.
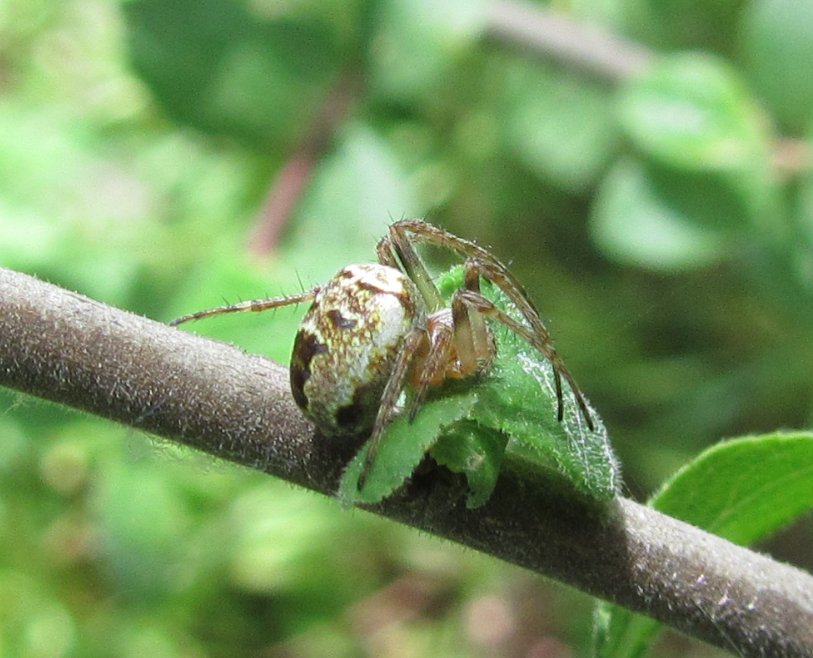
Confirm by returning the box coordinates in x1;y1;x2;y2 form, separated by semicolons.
171;220;593;476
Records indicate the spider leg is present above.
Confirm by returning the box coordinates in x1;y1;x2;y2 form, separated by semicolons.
358;326;427;489
406;261;498;425
170;289;318;326
375;238;400;269
405;266;494;424
387;220;594;430
377;227;444;312
456;261;494;373
390;221;545;331
406;316;456;422
455;288;595;431
462;260;595;431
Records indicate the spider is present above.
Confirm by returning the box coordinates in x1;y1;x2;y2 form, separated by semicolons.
171;219;593;484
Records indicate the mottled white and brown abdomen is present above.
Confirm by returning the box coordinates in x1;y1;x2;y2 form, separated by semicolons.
290;263;422;436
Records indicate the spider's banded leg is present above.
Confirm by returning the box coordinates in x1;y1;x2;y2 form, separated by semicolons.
358;326;427;489
455;289;595;431
458;257;583;419
389;220;593;429
406;319;456;422
389;220;496;266
455;287;563;426
460;259;592;427
378;227;444;312
375;239;400;269
456;259;494;374
461;258;553;339
388;220;545;340
170;289;318;326
463;260;481;292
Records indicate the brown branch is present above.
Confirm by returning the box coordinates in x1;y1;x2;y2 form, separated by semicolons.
247;74;360;257
486;0;653;82
1;267;811;657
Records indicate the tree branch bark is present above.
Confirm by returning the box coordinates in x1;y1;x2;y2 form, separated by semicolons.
1;267;811;657
486;0;653;82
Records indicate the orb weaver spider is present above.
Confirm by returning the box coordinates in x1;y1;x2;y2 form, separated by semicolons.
171;219;594;484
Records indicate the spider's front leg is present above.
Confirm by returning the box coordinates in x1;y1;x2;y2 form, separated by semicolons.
359;326;428;488
452;260;495;376
452;284;594;431
360;307;470;487
377;225;444;312
360;305;478;487
385;220;594;431
402;261;497;424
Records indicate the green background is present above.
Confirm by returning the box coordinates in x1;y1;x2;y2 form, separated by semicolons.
1;1;811;656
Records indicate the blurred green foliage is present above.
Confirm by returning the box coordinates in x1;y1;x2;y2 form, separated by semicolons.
0;0;811;656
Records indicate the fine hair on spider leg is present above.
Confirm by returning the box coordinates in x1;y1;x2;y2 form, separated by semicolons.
378;225;444;312
170;289;319;326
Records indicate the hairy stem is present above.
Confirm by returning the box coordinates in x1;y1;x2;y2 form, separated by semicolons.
1;267;811;657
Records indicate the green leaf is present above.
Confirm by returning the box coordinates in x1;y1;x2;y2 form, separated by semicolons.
124;0;341;149
591;159;728;271
613;55;780;246
431;422;508;509
370;0;488;101
594;432;813;658
339;390;479;506
473;323;619;502
438;268;618;501
619;54;769;172
740;0;813;133
650;432;813;541
501;62;618;192
617;55;781;239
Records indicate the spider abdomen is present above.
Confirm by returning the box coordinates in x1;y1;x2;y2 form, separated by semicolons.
290;263;422;436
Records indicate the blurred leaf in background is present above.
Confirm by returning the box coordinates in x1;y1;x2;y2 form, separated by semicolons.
1;0;811;656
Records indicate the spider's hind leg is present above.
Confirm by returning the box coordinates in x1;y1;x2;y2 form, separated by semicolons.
170;289;318;326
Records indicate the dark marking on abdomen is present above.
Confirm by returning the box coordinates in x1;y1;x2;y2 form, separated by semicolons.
326;309;357;330
290;330;328;410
